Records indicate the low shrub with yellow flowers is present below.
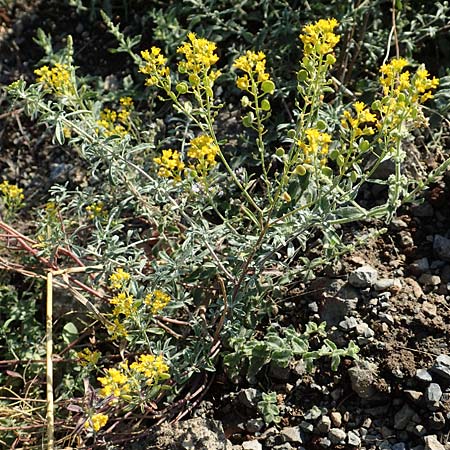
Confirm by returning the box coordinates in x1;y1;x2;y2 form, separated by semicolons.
4;11;449;447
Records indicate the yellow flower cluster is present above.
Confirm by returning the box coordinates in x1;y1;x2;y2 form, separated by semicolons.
0;180;24;203
109;268;131;291
77;348;101;366
110;292;137;317
106;318;128;340
187;135;219;173
377;58;439;132
97;354;170;400
298;128;332;167
85;413;108;432
97;97;134;138
140;47;170;86
177;32;221;85
34;63;74;95
341;101;377;137
233;50;270;91
144;289;171;315
98;366;131;398
154;149;186;181
86;202;106;220
300;18;340;57
130;354;170;386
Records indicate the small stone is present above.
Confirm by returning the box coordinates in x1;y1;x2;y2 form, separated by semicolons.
374;278;397;291
422;301;437;317
416;368;433;382
355;323;375;344
272;444;294;450
246;418;265;433
424;434;446;450
431;355;450;380
362;417;372;428
414;424;427;436
405;390;423;402
347;430;361;446
308;302;319;313
410;257;430;275
419;273;441;287
330;412;342;427
394;404;416;430
328;428;346;444
378;312;395;325
304;405;322;421
339;316;358;331
299;421;313;433
349;265;378;288
280;427;303;443
425;383;442;409
348;360;377;399
429;412;446;430
392;443;407;450
238;388;260;408
316;415;331;434
242;440;263;450
433;235;450;261
379;440;392;449
318;437;331;448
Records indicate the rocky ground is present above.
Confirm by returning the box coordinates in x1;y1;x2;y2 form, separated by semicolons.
1;2;450;450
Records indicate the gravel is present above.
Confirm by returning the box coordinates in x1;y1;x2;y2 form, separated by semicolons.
349;265;378;288
431;354;450;380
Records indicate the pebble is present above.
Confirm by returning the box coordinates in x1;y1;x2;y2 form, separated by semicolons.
424;434;446;450
280;427;303;443
416;368;433;382
378;312;395;325
348;360;377;398
425;383;442;410
246;418;265;433
431;354;450;380
316;415;331;433
429;412;446;430
422;301;437;317
339;316;358;331
238;388;260;408
410;257;430;275
304;405;322;421
356;323;375;344
349;265;378;288
299;421;313;433
394;404;416;430
392;443;407;450
419;273;441;287
414;424;427;436
330;411;342;427
242;440;262;450
318;437;331;448
272;444;293;450
433;235;450;261
347;430;361;446
328;428;346;444
405;390;423;402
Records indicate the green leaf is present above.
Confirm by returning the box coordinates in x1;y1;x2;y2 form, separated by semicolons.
62;322;78;344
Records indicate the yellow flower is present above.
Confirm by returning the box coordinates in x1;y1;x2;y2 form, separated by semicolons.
106;318;128;340
187;135;219;174
0;180;24;203
300;18;340;57
77;348;101;366
154;149;186;181
98;367;130;398
109;268;131;291
233;50;271;89
130;354;170;386
86;202;106;220
297;128;331;166
144;290;171;315
110;292;136;317
97;97;134;138
341;101;377;136
140;47;170;86
34;63;75;96
177;32;221;85
85;413;108;432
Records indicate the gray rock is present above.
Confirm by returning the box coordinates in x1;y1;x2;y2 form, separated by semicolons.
349;265;378;288
328;428;346;444
394;404;416;430
431;354;450;380
347;430;361;446
339;316;358;331
410;257;430;275
425;383;442;409
299;421;313;433
272;444;294;450
304;405;323;421
374;278;398;291
405;390;423;402
348;360;377;399
317;415;331;434
414;424;427;436
246;418;265;433
238;388;260;408
433;235;450;261
318;437;331;448
242;440;262;450
378;312;395;325
416;368;433;382
379;440;393;449
424;434;446;450
280;427;303;443
392;443;407;450
422;301;437;317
